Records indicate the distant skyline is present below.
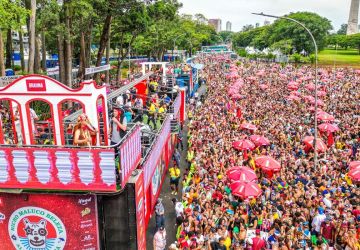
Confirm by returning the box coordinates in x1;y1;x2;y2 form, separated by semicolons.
179;0;354;32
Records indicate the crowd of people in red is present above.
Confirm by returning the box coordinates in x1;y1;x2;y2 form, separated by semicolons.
168;54;359;250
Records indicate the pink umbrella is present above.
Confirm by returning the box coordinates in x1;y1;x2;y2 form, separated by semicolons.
310;99;324;106
259;84;268;90
308;107;323;113
303;95;315;103
287;84;299;91
231;94;243;100
226;166;257;182
255;156;281;172
250;135;270;146
303;136;327;152
256;70;266;77
348;168;360;182
316;91;326;97
230;181;262;199
248;76;257;81
306;83;316;91
232;140;256;151
318;112;335;122
240;123;257;131
318;123;339;133
290;91;301;96
287;95;301;101
349;161;360;170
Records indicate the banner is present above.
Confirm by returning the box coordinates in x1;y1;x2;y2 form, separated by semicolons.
150;151;167;209
143;117;171;189
135;171;146;250
119;126;142;188
173;95;181;117
0;193;99;250
0;75;22;86
85;64;110;75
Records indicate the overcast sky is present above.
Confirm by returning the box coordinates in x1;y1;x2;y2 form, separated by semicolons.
179;0;354;32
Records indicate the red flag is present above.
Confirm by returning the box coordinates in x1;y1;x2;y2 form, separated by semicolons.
236;108;242;118
327;132;334;147
243;150;248;160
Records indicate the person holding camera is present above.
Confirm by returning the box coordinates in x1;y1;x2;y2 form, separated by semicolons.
109;107;127;155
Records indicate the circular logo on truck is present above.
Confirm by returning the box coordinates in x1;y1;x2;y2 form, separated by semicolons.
8;206;66;250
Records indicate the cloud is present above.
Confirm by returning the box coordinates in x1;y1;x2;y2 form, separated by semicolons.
179;0;353;32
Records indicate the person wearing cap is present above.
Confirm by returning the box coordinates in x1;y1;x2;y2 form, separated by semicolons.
155;198;165;231
320;217;335;246
153;226;166;250
172;198;184;226
311;207;326;236
252;229;266;250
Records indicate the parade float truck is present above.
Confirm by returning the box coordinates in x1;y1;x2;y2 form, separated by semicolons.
0;74;185;250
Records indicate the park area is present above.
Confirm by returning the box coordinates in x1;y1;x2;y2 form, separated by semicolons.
319;48;360;68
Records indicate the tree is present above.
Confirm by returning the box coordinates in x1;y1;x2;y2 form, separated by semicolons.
0;0;28;76
348;33;360;54
218;31;233;43
337;24;347;35
242;24;254;32
268;12;332;53
27;0;36;74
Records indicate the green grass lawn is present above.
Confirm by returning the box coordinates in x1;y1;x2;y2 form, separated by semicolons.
318;48;360;68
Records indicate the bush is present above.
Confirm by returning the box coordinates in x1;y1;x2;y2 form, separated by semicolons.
309;54;316;64
237;48;247;57
291;53;302;63
13;65;21;71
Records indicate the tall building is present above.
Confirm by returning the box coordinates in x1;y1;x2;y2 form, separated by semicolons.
208;19;222;33
347;0;359;34
226;21;232;32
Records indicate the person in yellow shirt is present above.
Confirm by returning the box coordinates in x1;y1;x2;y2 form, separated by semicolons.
169;164;181;195
148;102;156;128
158;103;167;124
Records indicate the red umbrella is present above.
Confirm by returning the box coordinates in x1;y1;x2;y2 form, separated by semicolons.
349;161;360;170
226;166;257;182
255;156;281;172
348;168;360;182
318;123;339;133
287;84;299;91
250;135;270;146
232;140;255;151
306;83;316;91
318;112;335;122
230;181;262;199
240;123;257;131
303;136;327;152
233;139;255;160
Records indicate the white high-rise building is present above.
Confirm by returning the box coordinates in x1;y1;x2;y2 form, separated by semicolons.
226;21;232;32
208;19;222;33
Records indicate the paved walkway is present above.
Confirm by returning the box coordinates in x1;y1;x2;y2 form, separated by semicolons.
146;84;206;249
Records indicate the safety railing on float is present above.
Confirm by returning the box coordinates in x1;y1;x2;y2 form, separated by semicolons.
0;124;142;192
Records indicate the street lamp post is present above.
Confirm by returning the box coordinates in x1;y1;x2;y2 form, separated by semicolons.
173;34;184;63
252;12;319;170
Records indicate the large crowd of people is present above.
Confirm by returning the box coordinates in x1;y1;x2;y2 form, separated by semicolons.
169;55;359;250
